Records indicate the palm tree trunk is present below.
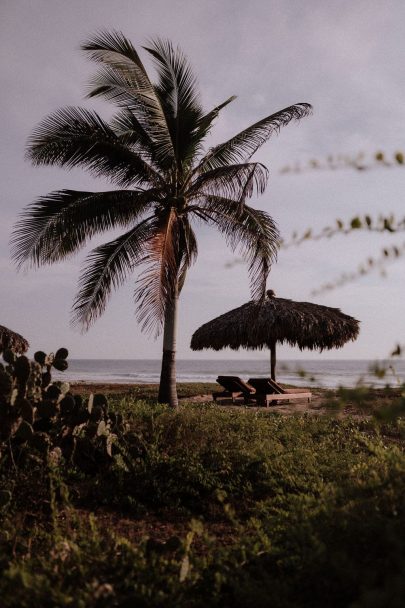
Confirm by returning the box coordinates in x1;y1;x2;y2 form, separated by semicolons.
158;285;179;408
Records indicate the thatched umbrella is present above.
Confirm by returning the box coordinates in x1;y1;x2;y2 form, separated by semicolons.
190;290;360;380
0;325;29;355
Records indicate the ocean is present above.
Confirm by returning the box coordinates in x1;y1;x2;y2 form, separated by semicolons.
53;359;405;389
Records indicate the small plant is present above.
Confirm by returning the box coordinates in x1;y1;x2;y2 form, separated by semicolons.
0;346;125;473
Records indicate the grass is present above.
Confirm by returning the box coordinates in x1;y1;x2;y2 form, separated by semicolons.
70;381;217;401
1;388;405;607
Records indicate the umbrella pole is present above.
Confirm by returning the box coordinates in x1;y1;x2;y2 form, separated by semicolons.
270;341;276;381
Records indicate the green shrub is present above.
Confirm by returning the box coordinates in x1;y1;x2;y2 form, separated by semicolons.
1;402;405;607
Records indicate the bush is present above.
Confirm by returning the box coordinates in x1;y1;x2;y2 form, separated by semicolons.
1;401;405;607
0;348;126;477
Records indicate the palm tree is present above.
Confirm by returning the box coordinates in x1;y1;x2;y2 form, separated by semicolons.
11;31;311;407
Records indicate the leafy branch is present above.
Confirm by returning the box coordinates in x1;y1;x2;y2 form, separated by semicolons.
280;150;405;174
282;213;405;248
225;213;405;271
311;240;405;295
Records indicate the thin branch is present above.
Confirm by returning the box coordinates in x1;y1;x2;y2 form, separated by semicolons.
311;241;405;296
280;150;405;174
281;214;405;249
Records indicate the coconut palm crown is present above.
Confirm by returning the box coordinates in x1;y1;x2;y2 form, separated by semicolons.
11;31;312;407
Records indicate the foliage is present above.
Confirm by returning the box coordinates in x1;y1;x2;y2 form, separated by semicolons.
227;149;404;299
283;212;404;247
276;144;405;299
1;402;405;606
0;348;123;479
10;33;309;331
227;212;405;290
273;212;405;294
280;149;405;174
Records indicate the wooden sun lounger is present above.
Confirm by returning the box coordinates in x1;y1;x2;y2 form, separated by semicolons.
213;376;256;404
247;378;312;407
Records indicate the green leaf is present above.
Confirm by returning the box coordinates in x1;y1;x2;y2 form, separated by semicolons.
395;151;404;164
350;217;362;229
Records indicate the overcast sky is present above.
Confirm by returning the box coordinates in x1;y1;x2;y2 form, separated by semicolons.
1;0;404;361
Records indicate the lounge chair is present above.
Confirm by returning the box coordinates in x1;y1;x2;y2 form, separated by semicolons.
247;378;312;407
213;376;256;404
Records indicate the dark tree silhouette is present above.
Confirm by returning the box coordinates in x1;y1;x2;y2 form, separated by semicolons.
11;31;311;407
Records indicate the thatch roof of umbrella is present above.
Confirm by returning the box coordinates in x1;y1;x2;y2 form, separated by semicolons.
0;325;29;355
190;290;360;380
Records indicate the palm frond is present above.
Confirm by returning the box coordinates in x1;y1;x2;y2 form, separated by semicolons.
82;30;153;103
178;95;237;168
82;31;175;164
143;38;207;167
111;109;157;160
134;209;181;335
81;29;158;92
192;96;237;147
193;196;279;299
11;189;156;269
72;217;155;329
195;103;312;172
144;38;201;119
178;218;198;292
86;66;176;168
188;162;268;203
85;64;143;101
27;107;163;187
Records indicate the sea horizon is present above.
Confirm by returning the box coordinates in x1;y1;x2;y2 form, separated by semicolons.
53;358;405;389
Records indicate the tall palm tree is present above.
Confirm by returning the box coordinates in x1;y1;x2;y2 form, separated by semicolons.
11;32;311;407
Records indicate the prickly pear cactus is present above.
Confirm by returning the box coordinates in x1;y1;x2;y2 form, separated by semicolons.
0;346;125;474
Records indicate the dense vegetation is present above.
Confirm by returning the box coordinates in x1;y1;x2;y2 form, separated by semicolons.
1;392;405;607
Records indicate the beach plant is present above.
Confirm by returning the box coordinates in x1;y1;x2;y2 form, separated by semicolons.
0;348;122;473
278;148;405;294
1;405;405;607
279;150;405;382
11;31;311;407
280;148;405;174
